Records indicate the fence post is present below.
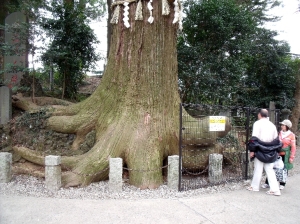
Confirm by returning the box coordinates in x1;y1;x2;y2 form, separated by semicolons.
269;101;276;124
168;155;179;190
45;155;61;191
209;154;223;183
0;152;12;183
109;158;123;192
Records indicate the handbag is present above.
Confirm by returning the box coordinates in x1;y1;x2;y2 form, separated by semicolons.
273;156;284;169
274;168;287;183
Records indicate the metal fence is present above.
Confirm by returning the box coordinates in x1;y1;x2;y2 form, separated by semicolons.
178;103;281;191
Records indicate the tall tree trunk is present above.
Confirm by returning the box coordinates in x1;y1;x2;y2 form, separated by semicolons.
107;0;112;59
46;0;180;188
290;65;300;133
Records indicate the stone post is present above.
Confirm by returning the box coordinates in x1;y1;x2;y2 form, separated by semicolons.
45;155;61;191
209;154;223;183
109;158;123;192
167;155;179;190
0;86;12;125
0;152;12;183
269;101;276;124
4;12;26;87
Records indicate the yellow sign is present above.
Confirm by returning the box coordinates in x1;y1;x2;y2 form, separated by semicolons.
209;116;226;131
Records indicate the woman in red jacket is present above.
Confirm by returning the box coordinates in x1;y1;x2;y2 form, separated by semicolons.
262;119;296;190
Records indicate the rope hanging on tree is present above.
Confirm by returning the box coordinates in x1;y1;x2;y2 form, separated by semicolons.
110;0;182;29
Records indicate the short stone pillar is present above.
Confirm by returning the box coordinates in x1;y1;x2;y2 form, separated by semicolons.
0;86;12;125
45;155;61;191
109;158;123;192
242;152;254;179
296;135;300;146
209;154;223;183
167;155;179;190
0;152;12;183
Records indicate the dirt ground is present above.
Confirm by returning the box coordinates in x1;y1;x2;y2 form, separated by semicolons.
0;75;102;176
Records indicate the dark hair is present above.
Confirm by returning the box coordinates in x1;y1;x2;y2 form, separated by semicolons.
286;126;290;131
259;109;268;118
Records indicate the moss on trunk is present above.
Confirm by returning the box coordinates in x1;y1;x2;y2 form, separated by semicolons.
45;1;180;188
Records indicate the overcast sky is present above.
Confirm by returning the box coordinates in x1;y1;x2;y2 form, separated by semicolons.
266;0;300;54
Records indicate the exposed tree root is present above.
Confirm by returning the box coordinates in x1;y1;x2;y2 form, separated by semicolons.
13;146;46;166
12;94;73;112
12;162;45;178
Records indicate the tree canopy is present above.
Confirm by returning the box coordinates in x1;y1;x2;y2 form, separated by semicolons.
40;1;100;99
0;0;106;99
178;0;295;108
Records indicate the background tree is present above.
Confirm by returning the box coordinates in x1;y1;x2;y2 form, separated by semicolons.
178;0;295;108
178;0;257;104
40;0;104;99
237;28;294;108
289;58;300;132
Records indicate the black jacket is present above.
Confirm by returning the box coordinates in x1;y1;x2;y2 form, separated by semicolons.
248;136;282;163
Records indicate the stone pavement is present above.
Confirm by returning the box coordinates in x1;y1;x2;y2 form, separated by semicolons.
1;174;300;224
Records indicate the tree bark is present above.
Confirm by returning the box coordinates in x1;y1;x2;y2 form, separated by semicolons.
290;65;300;134
107;0;112;59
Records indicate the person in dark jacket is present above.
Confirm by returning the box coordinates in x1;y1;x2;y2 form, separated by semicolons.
262;119;296;190
246;109;281;196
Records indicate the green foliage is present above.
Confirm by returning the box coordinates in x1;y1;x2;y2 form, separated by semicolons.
1;0;105;99
178;0;295;108
237;29;295;108
235;0;281;24
40;1;100;99
178;0;256;104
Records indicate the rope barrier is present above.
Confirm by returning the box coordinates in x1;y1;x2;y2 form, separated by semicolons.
63;164;169;177
123;164;169;172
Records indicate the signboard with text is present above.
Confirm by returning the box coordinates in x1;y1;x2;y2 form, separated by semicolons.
209;116;226;131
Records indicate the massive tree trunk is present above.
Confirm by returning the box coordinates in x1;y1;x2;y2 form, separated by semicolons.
290;64;300;134
45;0;180;188
107;0;113;58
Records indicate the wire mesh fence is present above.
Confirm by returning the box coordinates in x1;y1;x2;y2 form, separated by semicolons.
179;103;281;191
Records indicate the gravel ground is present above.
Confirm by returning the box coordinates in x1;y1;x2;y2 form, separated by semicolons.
1;148;299;200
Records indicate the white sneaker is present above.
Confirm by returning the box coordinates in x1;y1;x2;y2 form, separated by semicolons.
279;185;285;190
261;184;270;189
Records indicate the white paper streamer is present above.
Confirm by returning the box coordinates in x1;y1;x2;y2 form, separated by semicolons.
173;0;179;24
162;0;170;15
147;0;154;24
178;12;183;30
123;2;130;28
135;0;143;20
110;5;120;24
178;1;183;30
